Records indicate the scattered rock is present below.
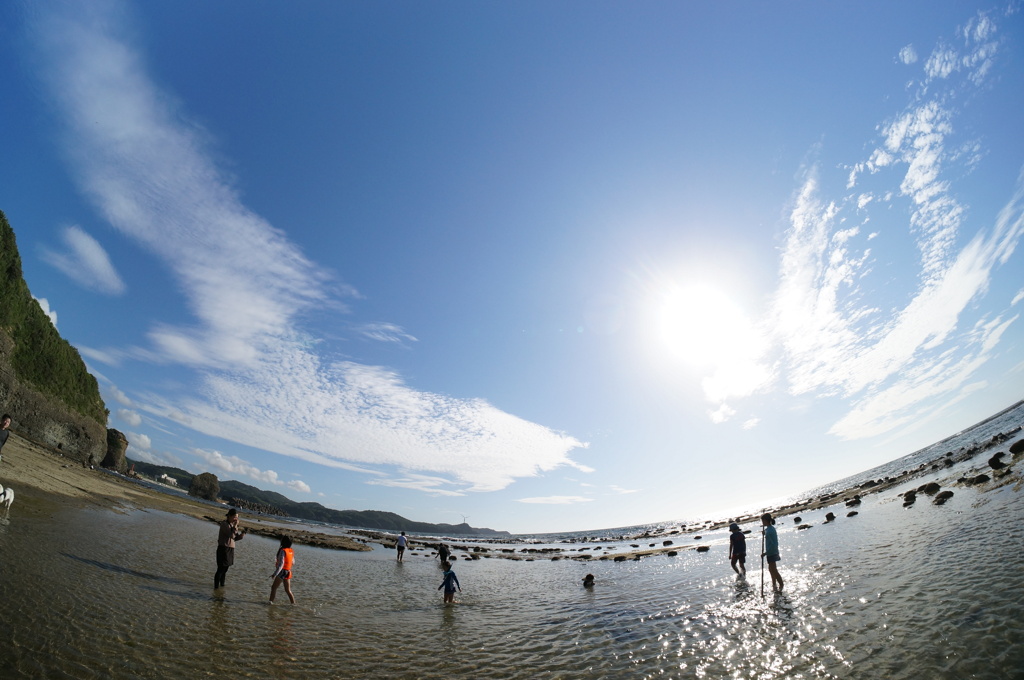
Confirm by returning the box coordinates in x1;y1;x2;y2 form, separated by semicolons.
933;490;954;505
694;536;702;540
1009;439;1024;455
614;555;627;562
797;524;812;530
663;540;673;546
696;546;710;553
824;512;836;523
845;496;861;507
793;517;802;524
846;511;858;517
922;482;941;495
667;551;678;557
988;452;1007;470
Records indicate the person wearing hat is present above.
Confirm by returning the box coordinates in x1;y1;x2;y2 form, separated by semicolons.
214;508;246;589
728;522;747;576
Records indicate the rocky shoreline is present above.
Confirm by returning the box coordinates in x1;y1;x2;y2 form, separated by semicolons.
2;423;1021;562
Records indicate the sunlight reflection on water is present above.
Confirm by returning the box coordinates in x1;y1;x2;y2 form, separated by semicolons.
0;461;1022;678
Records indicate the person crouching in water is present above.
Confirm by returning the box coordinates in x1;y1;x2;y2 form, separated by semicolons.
438;561;461;604
728;522;746;576
760;513;784;591
270;535;296;604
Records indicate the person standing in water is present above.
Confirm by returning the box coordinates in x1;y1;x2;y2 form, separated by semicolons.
760;513;784;591
214;508;246;589
396;531;408;562
438;561;461;604
269;535;296;604
728;522;747;576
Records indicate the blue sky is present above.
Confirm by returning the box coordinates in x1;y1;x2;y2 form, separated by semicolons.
2;1;1022;534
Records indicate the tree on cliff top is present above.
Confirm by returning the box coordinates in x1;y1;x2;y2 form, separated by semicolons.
0;211;107;424
188;472;220;501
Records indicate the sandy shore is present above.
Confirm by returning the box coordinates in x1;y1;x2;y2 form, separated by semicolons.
0;433;369;552
2;425;1019;562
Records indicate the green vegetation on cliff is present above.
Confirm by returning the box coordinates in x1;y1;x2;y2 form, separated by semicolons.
0;210;107;424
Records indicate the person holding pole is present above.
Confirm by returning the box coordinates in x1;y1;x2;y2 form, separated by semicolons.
760;512;784;592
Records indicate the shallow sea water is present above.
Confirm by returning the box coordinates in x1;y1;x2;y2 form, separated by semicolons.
1;453;1022;679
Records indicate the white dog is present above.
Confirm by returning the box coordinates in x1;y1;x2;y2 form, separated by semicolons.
0;483;13;519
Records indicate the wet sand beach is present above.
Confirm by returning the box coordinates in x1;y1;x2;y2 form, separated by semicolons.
0;407;1021;679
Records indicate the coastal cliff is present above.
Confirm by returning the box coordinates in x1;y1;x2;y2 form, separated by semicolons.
0;210;108;464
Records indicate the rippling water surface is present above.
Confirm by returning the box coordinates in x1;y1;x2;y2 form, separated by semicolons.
1;432;1022;678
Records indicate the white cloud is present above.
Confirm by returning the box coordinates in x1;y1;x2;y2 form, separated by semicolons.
33;297;58;327
366;473;466;497
192;448;312;494
125;431;151;450
31;1;588;495
517;496;593;505
40;225;126;295
898;45;918;64
357;323;418;345
1012;289;1024;306
79;345;128;367
763;11;1024;440
117;409;142;427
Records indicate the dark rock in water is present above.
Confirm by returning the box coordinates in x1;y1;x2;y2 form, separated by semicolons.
860;479;878;488
667;551;678;557
696;546;710;552
988;452;1007;470
662;540;673;546
971;474;991;485
614;555;628;562
933;490;954;505
922;482;941;495
845;496;862;507
1009;439;1024;455
847;511;859;517
824;512;836;522
793;517;802;524
630;544;639;548
797;524;812;530
694;536;702;540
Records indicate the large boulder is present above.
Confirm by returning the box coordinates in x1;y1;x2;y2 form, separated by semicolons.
101;428;129;473
189;472;220;501
1009;439;1024;455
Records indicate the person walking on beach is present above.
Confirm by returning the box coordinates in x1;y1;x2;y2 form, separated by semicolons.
438;561;461;604
214;508;246;589
0;414;12;460
728;522;747;576
436;543;451;563
269;535;296;604
760;513;784;591
396;531;408;562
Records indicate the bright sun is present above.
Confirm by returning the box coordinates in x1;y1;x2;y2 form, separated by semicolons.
658;283;755;368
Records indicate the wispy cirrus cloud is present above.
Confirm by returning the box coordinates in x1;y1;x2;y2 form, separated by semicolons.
704;8;1022;440
517;496;594;505
40;225;125;295
357;322;418;345
30;0;587;496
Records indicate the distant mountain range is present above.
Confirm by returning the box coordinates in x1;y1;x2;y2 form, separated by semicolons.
127;458;510;537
